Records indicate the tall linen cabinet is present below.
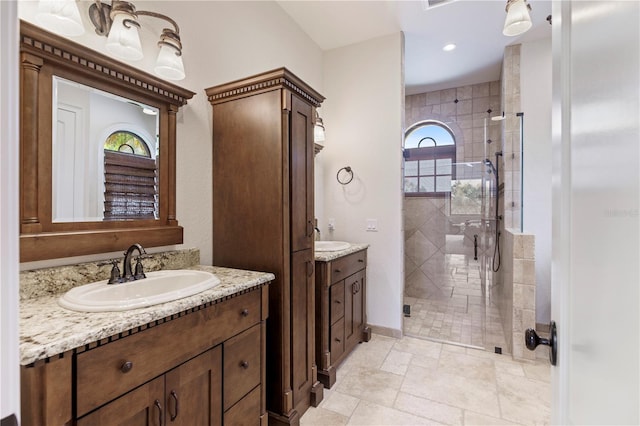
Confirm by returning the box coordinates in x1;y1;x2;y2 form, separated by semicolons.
206;68;324;425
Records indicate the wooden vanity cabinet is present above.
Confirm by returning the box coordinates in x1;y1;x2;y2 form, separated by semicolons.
77;347;222;426
21;286;269;426
315;250;371;388
206;68;324;425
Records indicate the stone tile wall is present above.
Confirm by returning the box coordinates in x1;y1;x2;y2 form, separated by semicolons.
501;44;523;231
499;230;536;361
405;81;502;164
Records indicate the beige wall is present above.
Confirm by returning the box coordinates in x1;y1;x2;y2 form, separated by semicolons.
321;33;404;333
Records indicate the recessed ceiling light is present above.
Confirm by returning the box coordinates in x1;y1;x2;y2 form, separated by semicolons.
442;43;457;52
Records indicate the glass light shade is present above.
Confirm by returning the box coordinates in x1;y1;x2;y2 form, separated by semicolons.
503;0;532;36
154;44;185;81
314;124;326;143
36;0;85;37
106;13;143;61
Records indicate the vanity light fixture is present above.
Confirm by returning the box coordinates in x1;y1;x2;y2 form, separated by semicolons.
89;0;186;80
503;0;533;36
314;110;326;143
36;0;85;37
89;0;185;80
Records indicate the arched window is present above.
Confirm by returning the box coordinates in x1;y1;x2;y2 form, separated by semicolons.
403;120;456;196
103;131;157;220
104;131;151;157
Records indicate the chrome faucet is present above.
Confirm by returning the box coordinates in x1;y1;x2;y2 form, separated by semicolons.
122;243;147;282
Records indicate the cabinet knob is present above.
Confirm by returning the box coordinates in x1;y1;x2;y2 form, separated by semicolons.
335;338;341;343
334;299;341;304
120;361;133;373
240;360;249;369
241;309;249;317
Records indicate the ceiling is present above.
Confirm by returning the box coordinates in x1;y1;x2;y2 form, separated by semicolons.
276;0;552;95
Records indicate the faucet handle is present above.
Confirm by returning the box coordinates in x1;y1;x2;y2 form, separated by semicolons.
134;256;147;280
98;259;124;284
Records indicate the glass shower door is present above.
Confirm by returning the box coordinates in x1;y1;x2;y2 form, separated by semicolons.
403;162;489;348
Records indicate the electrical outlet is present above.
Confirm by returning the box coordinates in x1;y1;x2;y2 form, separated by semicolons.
366;219;378;232
328;218;335;231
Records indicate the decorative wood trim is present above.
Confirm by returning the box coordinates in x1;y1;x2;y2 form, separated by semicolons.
19;21;195;261
167;105;178;224
20;52;43;232
205;68;325;107
20;21;195;106
20;226;183;263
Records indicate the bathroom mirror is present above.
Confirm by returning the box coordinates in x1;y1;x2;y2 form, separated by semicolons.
52;77;160;223
19;21;195;262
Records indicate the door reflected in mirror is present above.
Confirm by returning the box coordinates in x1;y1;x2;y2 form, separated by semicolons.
52;77;160;222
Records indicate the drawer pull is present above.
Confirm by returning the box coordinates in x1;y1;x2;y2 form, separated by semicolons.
154;400;163;426
334;299;341;304
334;268;342;273
120;361;133;373
335;338;341;343
241;309;249;317
240;360;249;369
169;390;179;421
358;259;364;263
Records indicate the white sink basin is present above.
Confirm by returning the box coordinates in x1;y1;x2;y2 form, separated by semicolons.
315;241;351;252
58;269;220;312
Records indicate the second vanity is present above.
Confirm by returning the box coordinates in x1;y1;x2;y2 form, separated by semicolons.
19;250;273;426
314;243;371;388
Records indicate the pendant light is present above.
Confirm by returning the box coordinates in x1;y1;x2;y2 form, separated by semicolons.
503;0;533;37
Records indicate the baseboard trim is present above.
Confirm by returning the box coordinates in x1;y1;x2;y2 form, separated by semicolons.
368;324;402;339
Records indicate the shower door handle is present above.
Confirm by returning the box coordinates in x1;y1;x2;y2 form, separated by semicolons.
473;234;478;261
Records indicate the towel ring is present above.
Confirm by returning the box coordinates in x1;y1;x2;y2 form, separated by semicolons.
336;166;353;185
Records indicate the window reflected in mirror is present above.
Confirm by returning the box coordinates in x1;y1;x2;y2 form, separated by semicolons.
52;77;159;223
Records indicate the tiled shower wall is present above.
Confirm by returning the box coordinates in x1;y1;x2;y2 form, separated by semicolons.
501;44;523;231
404;80;505;285
405;81;502;164
498;230;536;361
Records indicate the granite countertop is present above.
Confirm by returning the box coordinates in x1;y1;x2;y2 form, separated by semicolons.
20;265;274;366
314;243;369;262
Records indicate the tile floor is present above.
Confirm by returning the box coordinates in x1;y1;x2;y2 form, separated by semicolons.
301;334;550;425
403;253;508;353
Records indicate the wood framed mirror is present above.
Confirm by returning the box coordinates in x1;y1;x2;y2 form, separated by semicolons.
19;21;195;262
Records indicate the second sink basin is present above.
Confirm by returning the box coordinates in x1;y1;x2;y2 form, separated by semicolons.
315;241;351;252
58;269;220;312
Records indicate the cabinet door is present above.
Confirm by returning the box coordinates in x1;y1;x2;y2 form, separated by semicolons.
345;270;365;349
290;94;314;252
291;249;315;407
77;376;164;426
165;347;222;426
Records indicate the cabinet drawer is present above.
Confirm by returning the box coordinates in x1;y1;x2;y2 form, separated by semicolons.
330;317;345;363
224;385;261;426
331;250;366;283
330;281;345;324
223;324;261;411
76;290;261;417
